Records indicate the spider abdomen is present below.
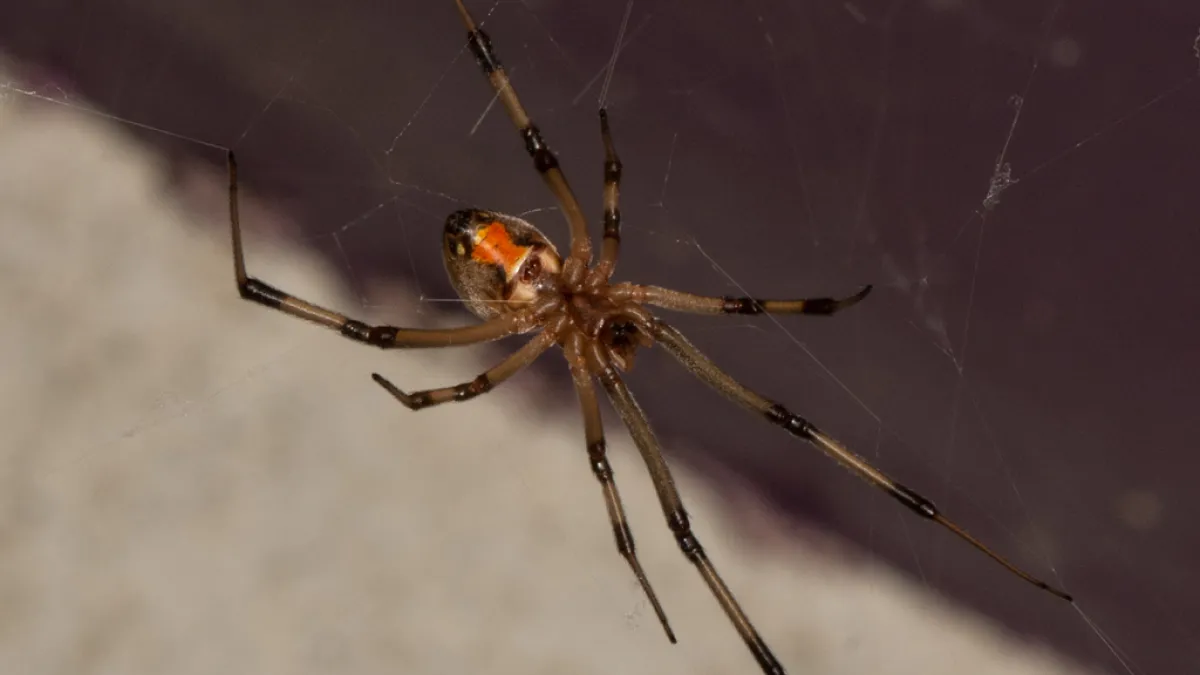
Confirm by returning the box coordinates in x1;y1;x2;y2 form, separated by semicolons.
441;209;563;318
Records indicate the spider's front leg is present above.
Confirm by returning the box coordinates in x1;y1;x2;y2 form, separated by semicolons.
591;109;623;283
227;151;521;348
454;0;592;277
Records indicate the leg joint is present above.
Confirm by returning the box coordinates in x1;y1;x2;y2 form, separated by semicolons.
453;374;493;402
721;296;764;315
666;508;690;534
604;160;623;183
341;321;398;347
369;325;399;347
466;29;501;74
406;392;433;410
341;320;371;342
586;441;612;481
586;439;606;461
532;149;558;173
893;482;939;519
603;209;621;239
590;459;612;481
240;278;288;308
666;509;702;559
674;531;703;560
521;127;559;173
765;403;814;439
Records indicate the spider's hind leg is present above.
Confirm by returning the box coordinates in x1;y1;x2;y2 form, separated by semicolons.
612;282;873;317
598;368;787;675
567;355;676;644
649;319;1074;603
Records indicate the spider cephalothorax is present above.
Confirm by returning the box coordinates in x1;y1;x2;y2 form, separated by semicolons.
226;2;1073;673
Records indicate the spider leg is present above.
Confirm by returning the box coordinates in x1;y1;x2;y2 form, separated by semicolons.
371;329;556;411
228;151;522;348
453;0;592;276
592;109;623;282
563;347;676;643
649;320;1074;602
611;282;873;316
597;366;786;675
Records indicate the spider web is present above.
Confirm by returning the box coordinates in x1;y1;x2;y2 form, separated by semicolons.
1;1;1197;673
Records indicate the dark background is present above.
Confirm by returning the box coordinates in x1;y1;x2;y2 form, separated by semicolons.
3;1;1197;672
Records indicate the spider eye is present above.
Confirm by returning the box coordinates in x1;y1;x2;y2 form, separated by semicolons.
455;241;466;257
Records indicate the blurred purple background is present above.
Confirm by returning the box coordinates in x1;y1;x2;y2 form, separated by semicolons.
3;0;1197;672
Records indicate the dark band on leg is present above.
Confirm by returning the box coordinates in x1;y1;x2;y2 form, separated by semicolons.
465;29;501;74
453;374;494;402
764;403;816;440
892;482;939;519
766;402;939;519
239;278;288;308
341;319;370;341
603;209;621;242
665;508;704;560
341;321;400;348
586;440;613;480
406;393;434;409
521;126;559;173
604;159;623;184
722;297;765;315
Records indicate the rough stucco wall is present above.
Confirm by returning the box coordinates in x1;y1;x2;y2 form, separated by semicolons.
0;76;1094;674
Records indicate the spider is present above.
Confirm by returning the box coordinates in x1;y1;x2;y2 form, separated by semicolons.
226;2;1072;672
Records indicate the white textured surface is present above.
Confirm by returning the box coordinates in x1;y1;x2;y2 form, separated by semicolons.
0;84;1092;674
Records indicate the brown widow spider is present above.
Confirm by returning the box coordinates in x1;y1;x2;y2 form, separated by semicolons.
227;1;1073;672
